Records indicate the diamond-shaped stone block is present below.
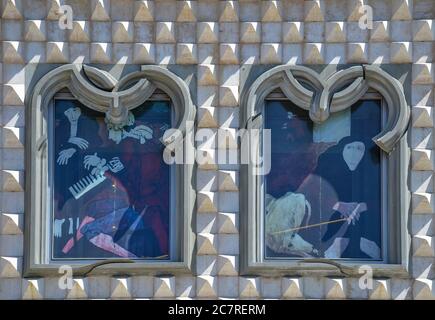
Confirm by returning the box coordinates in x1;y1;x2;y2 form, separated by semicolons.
197;232;217;255
391;42;412;64
154;277;175;298
176;43;197;64
197;22;218;44
239;277;260;298
324;278;346;299
217;255;237;276
112;22;134;43
391;0;412;21
90;43;112;63
2;0;22;19
261;0;281;22
282;278;303;298
412;192;434;214
412;149;434;171
413;235;435;257
412;106;433;128
196;275;217;297
156;22;175;43
3;41;24;64
133;43;155;63
91;0;111;21
69;21;91;42
0;256;20;278
283;22;304;43
22;279;43;300
220;44;239;64
177;0;196;22
369;279;391;300
413;279;434;300
304;0;325;22
0;213;22;235
110;277;131;299
134;0;154;22
220;1;238;22
240;22;261;43
46;42;69;63
67;279;88;299
24;20;46;41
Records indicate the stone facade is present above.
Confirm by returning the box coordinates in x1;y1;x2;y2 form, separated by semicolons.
0;0;434;299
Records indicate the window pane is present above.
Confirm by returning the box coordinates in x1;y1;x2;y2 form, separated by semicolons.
51;99;171;260
264;100;383;260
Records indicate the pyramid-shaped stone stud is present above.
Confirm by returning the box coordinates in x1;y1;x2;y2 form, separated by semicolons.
261;0;281;22
413;279;434;300
1;170;23;192
218;170;238;192
46;42;69;63
3;41;24;64
2;0;23;19
22;279;43;300
197;22;218;44
370;21;390;42
197;232;217;255
282;278;303;298
112;22;133;43
413;235;435;257
412;106;433;128
217;255;237;276
391;0;412;21
0;256;20;277
219;86;239;107
91;0;110;21
325;22;346;43
324;278;346;299
1;127;22;148
412;150;433;171
3;84;26;105
283;22;304;43
220;44;239;64
240;22;261;43
218;128;237;149
196;275;217;297
176;43;197;64
156;22;175;43
133;43;154;63
66;279;88;299
154;277;175;298
110;278;131;299
198;64;218;86
412;63;434;84
177;1;196;22
91;43;112;64
217;212;238;234
347;43;368;63
304;0;325;22
391;42;412;64
198;106;218;128
69;21;90;42
24;20;46;41
197;149;218;170
197;191;218;213
0;213;22;235
347;0;365;22
134;0;154;22
240;277;260;298
369;279;391;300
220;1;238;22
413;20;434;42
47;0;62;20
261;43;282;64
412;192;434;214
304;43;324;64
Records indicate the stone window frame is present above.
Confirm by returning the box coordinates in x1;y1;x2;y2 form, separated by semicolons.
240;65;411;278
25;64;196;277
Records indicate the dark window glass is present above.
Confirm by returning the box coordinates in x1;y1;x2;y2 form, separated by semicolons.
264;100;383;260
51;99;171;260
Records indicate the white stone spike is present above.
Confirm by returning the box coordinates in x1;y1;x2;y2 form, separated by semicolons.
46;42;69;63
133;43;155;63
197;22;218;44
412;63;434;84
217;255;237;276
412;192;434;214
239;277;260;298
325;278;346;299
304;0;325;22
220;44;239;64
391;0;412;21
67;279;87;299
369;279;391;300
326;22;346;43
261;0;281;22
24;20;46;41
196;275;217;297
304;43;324;64
91;0;110;21
370;21;390;42
219;86;239;107
197;191;218;213
391;42;412;64
347;43;368;63
240;22;261;43
198;106;218;128
412;20;434;41
3;84;25;105
69;21;90;42
0;213;22;234
220;1;238;22
156;22;175;43
91;43;112;64
282;278;303;298
177;1;196;22
197;232;217;255
261;43;282;64
412;106;433;128
154;277;175;298
282;22;304;43
134;1;154;22
2;0;22;19
0;170;23;192
413;235;435;257
112;22;133;43
412;149;433;171
3;41;24;64
413;279;434;300
176;43;197;64
110;278;131;299
22;279;43;300
0;256;20;277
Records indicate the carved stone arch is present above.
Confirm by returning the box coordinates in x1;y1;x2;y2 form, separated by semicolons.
243;64;410;153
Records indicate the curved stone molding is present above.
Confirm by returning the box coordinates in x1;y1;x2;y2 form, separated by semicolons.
243;64;410;153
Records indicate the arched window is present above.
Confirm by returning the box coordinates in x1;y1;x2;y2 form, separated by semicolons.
241;65;410;277
25;65;195;276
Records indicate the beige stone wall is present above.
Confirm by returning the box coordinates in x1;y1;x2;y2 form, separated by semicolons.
0;0;434;299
